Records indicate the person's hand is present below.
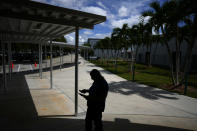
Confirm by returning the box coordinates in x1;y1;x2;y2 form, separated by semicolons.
78;93;88;100
79;89;88;94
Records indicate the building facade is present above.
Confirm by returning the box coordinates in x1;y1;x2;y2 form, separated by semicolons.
136;38;197;72
87;38;101;49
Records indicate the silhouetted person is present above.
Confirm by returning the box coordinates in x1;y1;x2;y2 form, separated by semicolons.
79;69;109;131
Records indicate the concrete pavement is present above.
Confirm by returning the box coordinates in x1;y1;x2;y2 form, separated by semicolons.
0;56;197;131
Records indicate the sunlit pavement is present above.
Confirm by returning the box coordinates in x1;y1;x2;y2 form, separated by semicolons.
0;56;197;131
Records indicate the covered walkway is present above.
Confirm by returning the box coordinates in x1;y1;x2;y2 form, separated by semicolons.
0;0;106;115
0;58;197;131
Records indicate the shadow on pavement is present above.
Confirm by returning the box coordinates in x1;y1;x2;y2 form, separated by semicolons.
85;65;178;100
0;64;190;131
0;117;193;131
0;74;38;120
108;81;179;100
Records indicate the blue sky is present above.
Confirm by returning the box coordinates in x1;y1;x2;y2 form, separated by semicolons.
32;0;166;45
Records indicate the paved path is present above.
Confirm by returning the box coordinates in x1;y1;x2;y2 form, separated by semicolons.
1;56;197;131
52;57;197;130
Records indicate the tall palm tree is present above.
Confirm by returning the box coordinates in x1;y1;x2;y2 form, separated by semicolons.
142;22;153;67
111;27;122;70
121;24;130;60
142;1;176;85
177;0;197;92
127;22;146;81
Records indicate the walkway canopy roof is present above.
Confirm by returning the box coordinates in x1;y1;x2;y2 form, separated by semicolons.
0;0;106;43
52;41;91;50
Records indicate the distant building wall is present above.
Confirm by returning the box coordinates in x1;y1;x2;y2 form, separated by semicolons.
136;38;197;72
87;38;101;49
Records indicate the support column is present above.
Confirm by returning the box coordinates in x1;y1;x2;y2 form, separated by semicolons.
62;48;64;66
75;27;79;116
83;49;85;59
87;50;89;60
8;42;12;80
50;40;53;89
2;42;7;92
59;46;61;71
40;43;43;79
39;43;41;77
39;43;43;79
45;43;47;69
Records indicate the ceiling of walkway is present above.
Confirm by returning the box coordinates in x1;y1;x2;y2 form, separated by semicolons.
0;0;106;43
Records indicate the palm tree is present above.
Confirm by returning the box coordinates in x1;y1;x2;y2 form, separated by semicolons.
103;37;111;60
120;24;130;60
177;0;197;93
111;27;122;70
142;1;177;85
142;22;153;67
127;22;146;81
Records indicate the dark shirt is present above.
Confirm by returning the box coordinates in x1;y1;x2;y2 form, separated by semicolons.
87;78;109;112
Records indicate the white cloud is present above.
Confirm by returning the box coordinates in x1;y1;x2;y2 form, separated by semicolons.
106;0;152;29
79;35;85;43
97;1;107;9
118;6;128;17
65;33;87;45
143;16;150;23
83;30;93;35
94;33;111;38
65;33;74;43
82;6;107;16
111;15;140;28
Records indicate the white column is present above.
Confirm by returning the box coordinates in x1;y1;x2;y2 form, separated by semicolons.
45;43;47;69
59;46;61;71
39;43;42;79
39;43;43;79
39;43;41;77
83;49;85;59
8;42;12;79
2;42;7;92
61;48;64;66
50;40;53;89
75;27;79;116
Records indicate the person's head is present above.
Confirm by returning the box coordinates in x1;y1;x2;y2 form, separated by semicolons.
90;69;103;81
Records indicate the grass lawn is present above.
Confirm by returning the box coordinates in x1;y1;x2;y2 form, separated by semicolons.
90;59;197;98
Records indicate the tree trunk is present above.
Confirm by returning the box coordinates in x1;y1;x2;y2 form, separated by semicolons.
114;50;117;67
175;39;180;85
148;45;152;67
181;38;195;83
131;45;140;81
130;47;133;72
165;41;176;85
161;26;176;85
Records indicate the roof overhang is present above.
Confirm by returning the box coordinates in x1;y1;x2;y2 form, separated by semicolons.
52;41;91;49
0;0;106;43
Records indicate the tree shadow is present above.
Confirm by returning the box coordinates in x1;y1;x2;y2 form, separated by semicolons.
0;72;193;131
108;81;179;100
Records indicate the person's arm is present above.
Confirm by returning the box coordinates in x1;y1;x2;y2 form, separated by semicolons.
79;89;89;94
78;93;89;100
